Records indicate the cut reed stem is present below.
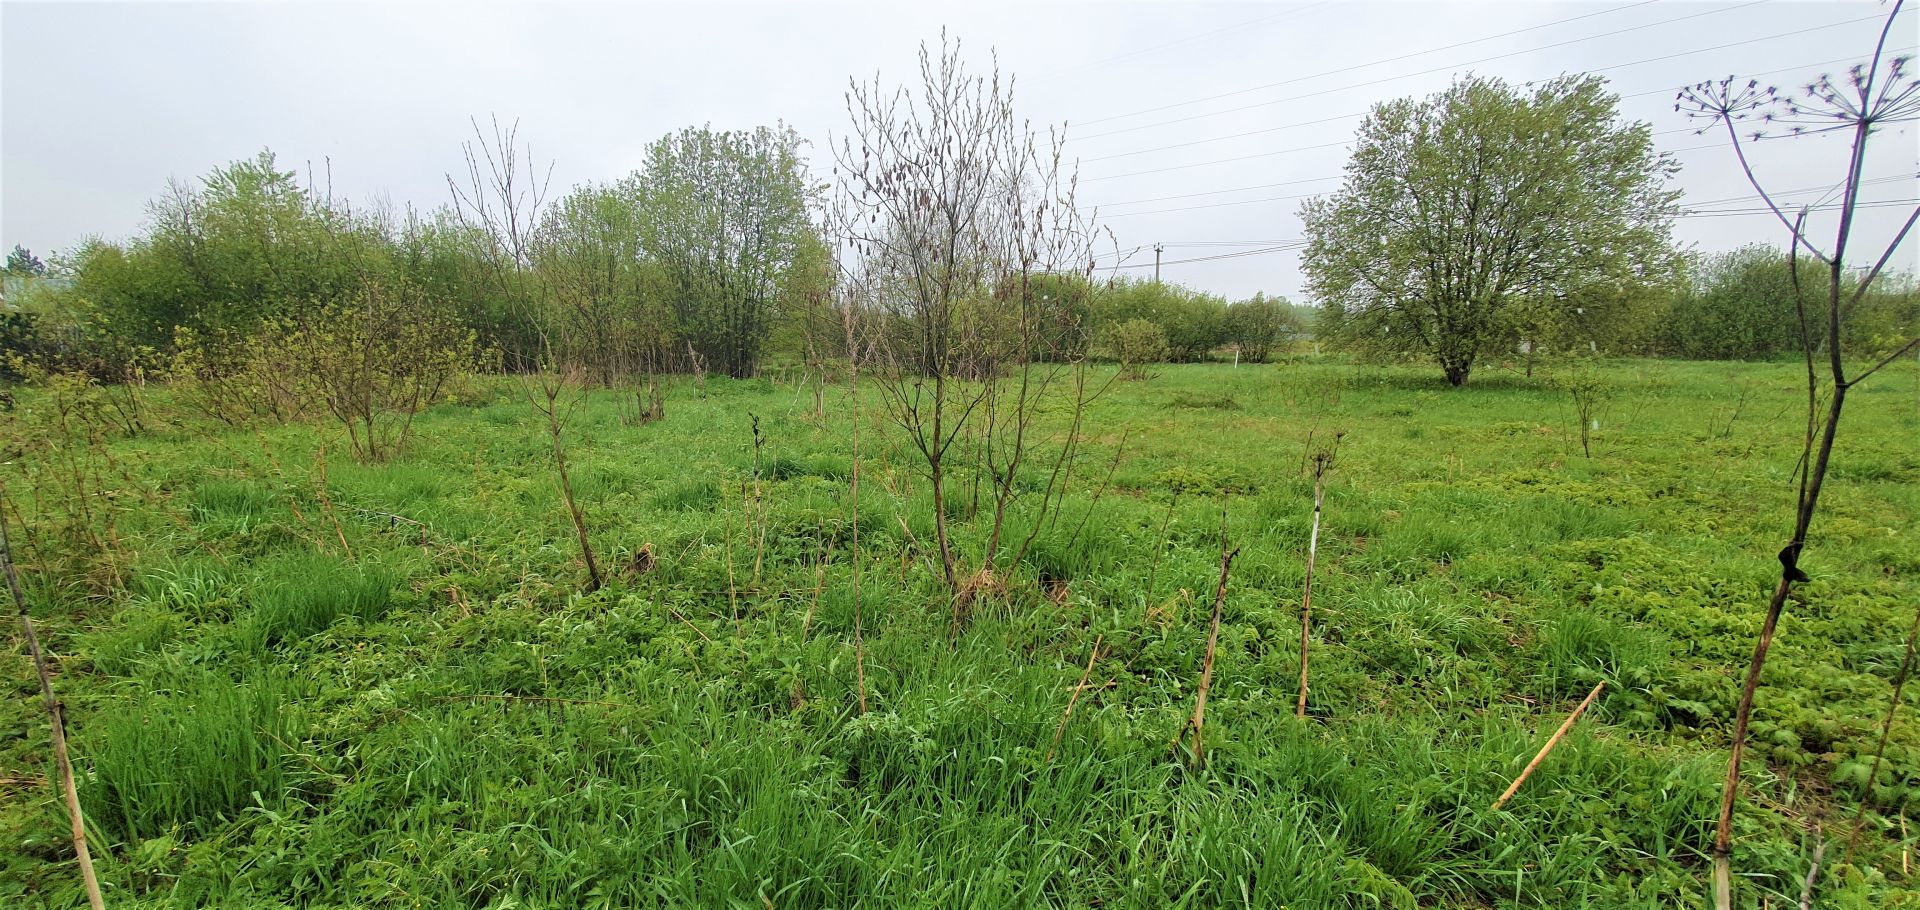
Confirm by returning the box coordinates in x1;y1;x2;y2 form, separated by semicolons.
1491;679;1606;811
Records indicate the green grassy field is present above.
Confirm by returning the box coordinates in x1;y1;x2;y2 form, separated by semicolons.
5;358;1919;908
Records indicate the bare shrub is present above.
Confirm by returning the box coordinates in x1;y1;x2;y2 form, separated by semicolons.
169;281;482;460
834;35;1106;625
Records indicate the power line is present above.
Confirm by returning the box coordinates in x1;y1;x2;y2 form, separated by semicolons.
1075;0;1666;129
1681;175;1915;209
1162;240;1303;247
1093;156;1914;217
1619;44;1918;100
1077;47;1917;205
1678;198;1919;217
1092;176;1342;208
1082;112;1362;163
1101;172;1916;221
1082;5;1889;144
1103;242;1310;269
1088;197;1920;272
1083;140;1351;183
1103;190;1323;218
1083;121;1858;186
1047;1;1335;76
1080;32;1908;167
1098;124;1712;186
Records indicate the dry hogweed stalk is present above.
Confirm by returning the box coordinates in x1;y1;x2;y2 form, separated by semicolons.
1676;5;1920;906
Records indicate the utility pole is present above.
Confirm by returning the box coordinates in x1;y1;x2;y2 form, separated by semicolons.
1153;242;1164;283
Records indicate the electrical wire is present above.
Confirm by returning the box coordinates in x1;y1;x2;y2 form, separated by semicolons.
1077;47;1917;206
1080;117;1846;186
1100;242;1311;269
1075;0;1668;129
1677;197;1919;217
1047;1;1336;76
1072;0;1799;140
1088;198;1919;269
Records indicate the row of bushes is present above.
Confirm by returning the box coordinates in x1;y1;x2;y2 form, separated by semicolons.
1647;245;1919;361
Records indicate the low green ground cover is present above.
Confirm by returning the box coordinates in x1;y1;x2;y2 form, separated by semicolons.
4;358;1917;908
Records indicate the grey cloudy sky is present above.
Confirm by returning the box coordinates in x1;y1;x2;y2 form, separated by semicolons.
3;0;1916;300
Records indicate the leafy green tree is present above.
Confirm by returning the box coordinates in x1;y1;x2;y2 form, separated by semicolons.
1302;75;1678;385
1225;293;1297;362
534;182;670;380
394;210;538;366
75;151;391;350
634;125;818;378
1846;272;1919;358
1021;272;1097;361
5;245;46;277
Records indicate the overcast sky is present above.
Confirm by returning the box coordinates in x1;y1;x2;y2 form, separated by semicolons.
3;0;1916;300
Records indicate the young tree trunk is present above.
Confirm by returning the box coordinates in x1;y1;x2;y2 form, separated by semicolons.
1296;476;1325;718
544;385;602;593
843;308;868;716
1178;542;1239;769
928;373;960;615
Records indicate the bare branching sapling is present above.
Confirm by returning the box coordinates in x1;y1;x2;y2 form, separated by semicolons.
536;370;603;593
834;35;1105;629
448;117;606;593
1556;357;1612;458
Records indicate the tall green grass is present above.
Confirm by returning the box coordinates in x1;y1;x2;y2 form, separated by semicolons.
9;359;1919;908
82;672;302;843
243;552;396;648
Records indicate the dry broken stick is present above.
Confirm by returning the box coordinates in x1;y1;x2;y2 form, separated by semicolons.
1491;679;1606;811
1048;634;1104;762
2;495;107;910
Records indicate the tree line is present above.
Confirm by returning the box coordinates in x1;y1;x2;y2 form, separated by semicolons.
3;74;1913;391
1;152;1309;390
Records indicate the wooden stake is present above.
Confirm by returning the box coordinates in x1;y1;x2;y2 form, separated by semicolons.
1490;679;1606;811
3;498;107;910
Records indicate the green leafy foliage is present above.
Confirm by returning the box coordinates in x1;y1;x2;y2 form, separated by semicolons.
1303;75;1680;385
1223;292;1304;362
169;280;484;458
1099;318;1169;379
633;125;820;379
1087;277;1232;362
1658;245;1807;360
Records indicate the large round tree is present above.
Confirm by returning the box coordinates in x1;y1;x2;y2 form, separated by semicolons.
1301;75;1678;386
